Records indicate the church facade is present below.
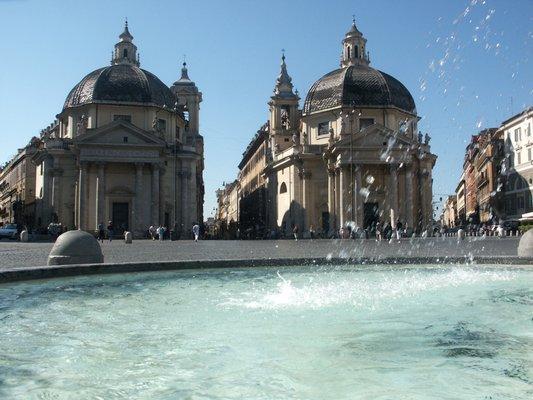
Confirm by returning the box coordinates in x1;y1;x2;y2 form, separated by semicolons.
30;22;204;237
218;20;436;237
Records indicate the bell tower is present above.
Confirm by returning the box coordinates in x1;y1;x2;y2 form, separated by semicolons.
340;17;370;68
268;52;300;153
111;19;140;66
171;62;202;144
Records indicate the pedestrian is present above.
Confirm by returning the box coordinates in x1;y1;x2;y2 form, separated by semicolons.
97;222;105;243
293;224;299;241
192;223;200;242
376;221;382;241
149;225;157;240
157;226;164;242
309;224;315;239
107;221;114;242
396;219;403;241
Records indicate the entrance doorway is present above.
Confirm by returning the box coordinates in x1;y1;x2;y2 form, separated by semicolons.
112;202;129;234
363;202;379;230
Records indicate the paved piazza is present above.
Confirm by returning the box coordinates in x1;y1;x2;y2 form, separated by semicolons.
0;237;522;270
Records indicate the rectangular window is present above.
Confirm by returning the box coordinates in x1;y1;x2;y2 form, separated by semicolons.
317;122;329;136
113;115;132;123
527;123;531;137
529;148;532;161
157;119;166;132
517;151;522;165
515;127;522;141
360;118;374;130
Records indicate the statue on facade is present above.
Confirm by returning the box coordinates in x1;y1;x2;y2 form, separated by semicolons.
292;131;299;147
328;128;335;147
152;115;158;132
418;131;423;143
77;114;88;135
424;132;431;145
340;117;347;136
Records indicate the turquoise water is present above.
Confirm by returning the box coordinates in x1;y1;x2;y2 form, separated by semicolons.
0;265;531;399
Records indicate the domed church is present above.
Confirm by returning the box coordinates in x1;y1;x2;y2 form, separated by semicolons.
32;22;204;237
231;19;436;237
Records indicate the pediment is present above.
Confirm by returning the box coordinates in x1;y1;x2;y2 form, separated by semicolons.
334;123;414;149
75;120;166;146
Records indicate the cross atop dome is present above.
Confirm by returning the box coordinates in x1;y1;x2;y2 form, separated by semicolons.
119;18;133;42
112;19;139;66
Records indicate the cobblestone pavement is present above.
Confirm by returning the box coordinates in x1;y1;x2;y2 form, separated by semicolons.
0;237;522;270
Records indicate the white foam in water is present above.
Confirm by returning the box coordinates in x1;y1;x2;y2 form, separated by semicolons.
221;267;516;310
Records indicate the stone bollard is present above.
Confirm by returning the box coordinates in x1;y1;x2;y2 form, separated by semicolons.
124;231;132;244
48;230;103;265
20;230;29;242
457;229;465;240
518;229;533;257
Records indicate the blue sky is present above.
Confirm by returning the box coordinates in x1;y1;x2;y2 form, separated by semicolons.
0;0;531;217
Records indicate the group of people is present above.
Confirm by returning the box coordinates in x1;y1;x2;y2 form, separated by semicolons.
97;221;115;243
96;221;202;243
374;220;406;241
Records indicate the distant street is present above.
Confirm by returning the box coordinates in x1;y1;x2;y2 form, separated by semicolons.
0;237;522;270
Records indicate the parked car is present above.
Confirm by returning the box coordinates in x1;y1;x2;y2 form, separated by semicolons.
0;224;18;240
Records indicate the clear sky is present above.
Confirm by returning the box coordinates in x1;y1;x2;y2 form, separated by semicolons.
0;0;531;217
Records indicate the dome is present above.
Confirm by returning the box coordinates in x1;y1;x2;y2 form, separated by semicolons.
303;65;416;115
64;64;175;110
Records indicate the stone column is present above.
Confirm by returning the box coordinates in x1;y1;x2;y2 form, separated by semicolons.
95;162;105;230
41;157;53;223
78;162;88;230
134;163;143;233
405;166;414;229
151;163;160;225
159;165;166;226
74;180;79;229
420;167;433;231
389;164;398;228
354;165;362;227
339;167;348;227
328;169;336;232
300;168;311;232
181;169;189;230
189;163;198;224
334;169;341;230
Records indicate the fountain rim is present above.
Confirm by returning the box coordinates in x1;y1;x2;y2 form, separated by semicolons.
1;256;532;284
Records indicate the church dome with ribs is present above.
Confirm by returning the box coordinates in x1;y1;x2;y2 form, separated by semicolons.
303;65;416;115
303;20;416;115
63;64;175;110
63;22;175;110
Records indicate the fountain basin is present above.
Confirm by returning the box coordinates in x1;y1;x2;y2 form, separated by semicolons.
0;264;531;399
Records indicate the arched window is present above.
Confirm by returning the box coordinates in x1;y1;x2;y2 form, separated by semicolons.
279;182;287;194
347;46;351;59
354;45;359;59
123;49;128;58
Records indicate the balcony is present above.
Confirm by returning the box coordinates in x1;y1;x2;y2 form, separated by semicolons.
477;176;489;188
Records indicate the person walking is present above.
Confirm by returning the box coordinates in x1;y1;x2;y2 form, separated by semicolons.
192;223;200;242
157;226;164;242
375;221;382;241
106;221;114;242
309;224;315;240
149;225;157;241
293;224;299;241
97;222;105;244
396;219;403;241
